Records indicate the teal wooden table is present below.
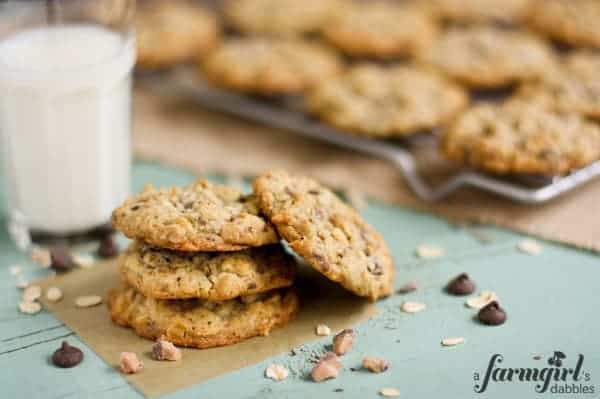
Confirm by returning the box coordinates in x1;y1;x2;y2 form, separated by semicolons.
1;161;599;398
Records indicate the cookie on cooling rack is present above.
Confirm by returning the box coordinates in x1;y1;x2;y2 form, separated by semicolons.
429;0;533;24
305;64;468;138
136;1;219;69
527;0;600;48
418;26;554;89
201;38;342;95
224;0;339;37
441;101;600;176
322;2;437;59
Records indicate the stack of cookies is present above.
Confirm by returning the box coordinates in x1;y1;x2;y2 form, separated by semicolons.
107;171;395;348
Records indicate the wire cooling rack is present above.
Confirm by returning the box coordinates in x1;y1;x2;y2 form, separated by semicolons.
140;69;600;204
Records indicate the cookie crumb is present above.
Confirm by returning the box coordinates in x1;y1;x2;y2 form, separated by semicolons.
380;388;400;397
400;301;426;313
30;247;52;268
265;364;289;381
311;352;341;382
332;329;355;356
466;291;498;309
119;352;143;374
363;356;390;373
315;324;331;336
518;239;541;255
9;265;22;276
18;301;41;315
441;337;465;347
415;245;443;259
75;295;103;308
397;281;418;294
22;285;42;302
73;253;94;268
152;337;182;361
46;287;63;303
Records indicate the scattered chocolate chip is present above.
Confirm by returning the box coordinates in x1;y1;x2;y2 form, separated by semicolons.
478;301;507;326
446;273;476;296
533;355;542;360
50;245;74;272
97;235;119;258
52;341;83;368
334;388;344;393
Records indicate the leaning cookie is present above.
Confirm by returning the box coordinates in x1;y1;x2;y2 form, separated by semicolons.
305;64;468;138
224;0;339;37
107;285;299;349
429;0;532;24
136;1;219;69
441;101;600;176
322;2;437;59
201;38;342;95
119;241;296;300
418;26;554;89
111;180;278;252
527;0;600;49
253;170;395;302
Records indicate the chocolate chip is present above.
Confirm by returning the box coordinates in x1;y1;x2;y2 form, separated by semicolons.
52;341;83;368
446;273;476;296
97;236;119;258
50;245;74;272
478;301;507;326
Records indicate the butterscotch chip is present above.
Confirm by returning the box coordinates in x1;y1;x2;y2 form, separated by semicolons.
107;285;299;349
323;2;437;59
429;0;532;23
202;38;342;96
253;170;395;302
136;1;219;69
527;0;600;48
111;180;278;252
224;0;339;37
306;64;467;138
119;241;296;300
441;102;600;176
419;27;554;88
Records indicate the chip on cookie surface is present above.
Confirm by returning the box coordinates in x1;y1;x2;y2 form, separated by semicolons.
253;170;395;302
119;241;296;300
111;180;278;251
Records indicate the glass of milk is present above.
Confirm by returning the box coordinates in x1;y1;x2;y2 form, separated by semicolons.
0;0;135;248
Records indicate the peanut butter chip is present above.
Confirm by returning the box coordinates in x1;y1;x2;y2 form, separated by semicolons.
441;337;465;347
75;295;103;308
379;388;401;397
400;301;426;313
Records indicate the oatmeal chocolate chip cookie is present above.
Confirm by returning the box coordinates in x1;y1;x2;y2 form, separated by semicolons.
224;0;339;37
107;284;299;348
441;102;600;176
322;2;437;59
418;27;554;88
111;180;278;252
429;0;532;24
564;52;600;80
136;1;219;69
119;241;296;300
305;64;468;137
201;38;342;95
527;0;600;48
253;170;395;302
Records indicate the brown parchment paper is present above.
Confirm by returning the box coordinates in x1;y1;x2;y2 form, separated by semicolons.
37;261;375;398
132;87;600;252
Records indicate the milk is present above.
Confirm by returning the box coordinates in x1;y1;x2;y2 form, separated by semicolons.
0;25;135;234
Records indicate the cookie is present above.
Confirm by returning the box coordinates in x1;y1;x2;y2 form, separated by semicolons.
441;102;600;176
527;0;600;48
429;0;532;24
418;27;554;88
322;2;437;59
111;180;278;252
136;1;219;69
305;64;468;137
253;170;395;302
224;0;339;37
107;284;299;348
564;51;600;80
119;241;296;300
201;38;342;95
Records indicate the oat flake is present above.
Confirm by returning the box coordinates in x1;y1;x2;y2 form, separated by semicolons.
75;295;103;308
380;388;400;397
22;285;42;302
265;364;289;381
46;287;63;302
466;291;498;309
400;301;426;313
518;239;542;255
415;245;444;259
441;337;465;346
19;301;41;315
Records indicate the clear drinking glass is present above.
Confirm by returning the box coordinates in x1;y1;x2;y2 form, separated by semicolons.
0;0;135;249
